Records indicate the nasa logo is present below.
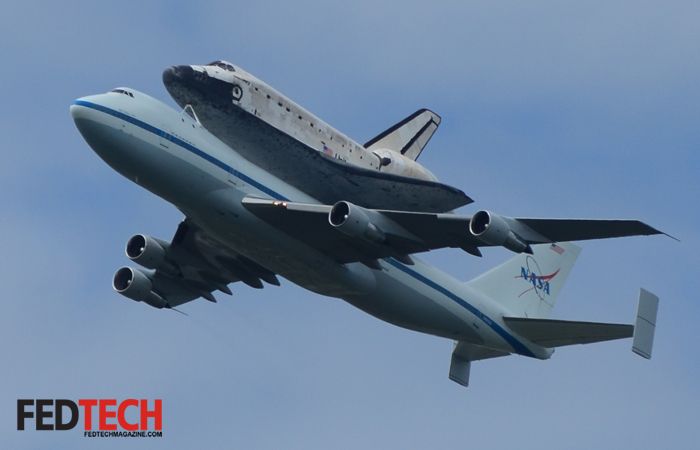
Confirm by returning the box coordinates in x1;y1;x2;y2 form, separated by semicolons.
516;256;560;300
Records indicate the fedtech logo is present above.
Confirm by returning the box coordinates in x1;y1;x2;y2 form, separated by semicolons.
17;399;162;438
516;256;560;300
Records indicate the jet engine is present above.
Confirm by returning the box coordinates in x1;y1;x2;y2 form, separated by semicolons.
125;234;178;276
329;201;386;244
113;267;168;309
469;210;532;254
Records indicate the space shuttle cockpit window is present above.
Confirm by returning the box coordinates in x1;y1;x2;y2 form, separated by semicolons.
207;61;235;72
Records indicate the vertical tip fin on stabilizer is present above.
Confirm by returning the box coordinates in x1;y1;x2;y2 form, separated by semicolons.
449;354;471;387
448;341;511;387
632;288;659;359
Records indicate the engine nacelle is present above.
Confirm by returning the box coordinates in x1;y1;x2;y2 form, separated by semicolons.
329;201;386;244
126;234;166;268
125;234;178;276
113;267;168;309
469;210;532;254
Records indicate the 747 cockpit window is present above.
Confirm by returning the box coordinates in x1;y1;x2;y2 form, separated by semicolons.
207;61;235;72
110;89;134;98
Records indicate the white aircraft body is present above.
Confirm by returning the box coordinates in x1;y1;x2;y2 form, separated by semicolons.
71;61;663;386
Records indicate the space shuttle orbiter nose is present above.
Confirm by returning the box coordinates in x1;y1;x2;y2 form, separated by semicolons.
163;64;235;112
162;65;197;87
163;65;204;109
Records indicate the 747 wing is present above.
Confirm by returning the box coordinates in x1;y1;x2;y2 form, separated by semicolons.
113;218;280;309
242;197;666;268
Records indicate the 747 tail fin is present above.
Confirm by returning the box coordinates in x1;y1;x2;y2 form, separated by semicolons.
466;242;581;319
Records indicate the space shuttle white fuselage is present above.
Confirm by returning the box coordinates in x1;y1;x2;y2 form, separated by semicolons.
163;61;440;184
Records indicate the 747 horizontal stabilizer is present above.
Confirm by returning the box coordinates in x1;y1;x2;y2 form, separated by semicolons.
450;289;659;387
502;289;658;356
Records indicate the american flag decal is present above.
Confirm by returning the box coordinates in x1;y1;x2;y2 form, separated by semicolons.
322;145;333;156
550;243;565;255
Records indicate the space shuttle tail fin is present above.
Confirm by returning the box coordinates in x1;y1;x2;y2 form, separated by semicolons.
364;109;440;161
466;242;581;319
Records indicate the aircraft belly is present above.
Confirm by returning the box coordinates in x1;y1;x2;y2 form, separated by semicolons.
341;262;484;343
168;72;345;183
341;257;542;356
188;101;342;194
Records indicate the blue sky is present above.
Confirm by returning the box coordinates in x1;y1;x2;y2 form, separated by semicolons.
1;1;698;448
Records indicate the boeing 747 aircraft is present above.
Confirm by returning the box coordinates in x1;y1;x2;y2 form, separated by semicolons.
71;60;663;386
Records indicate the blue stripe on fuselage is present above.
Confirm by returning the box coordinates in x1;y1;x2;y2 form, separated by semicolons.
72;100;289;201
384;258;534;357
74;99;532;357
